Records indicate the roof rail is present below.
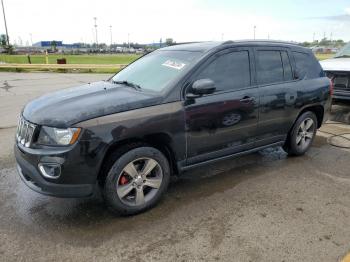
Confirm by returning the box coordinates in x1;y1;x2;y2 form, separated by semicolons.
221;39;301;46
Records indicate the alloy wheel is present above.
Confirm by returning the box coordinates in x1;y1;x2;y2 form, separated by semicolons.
116;157;163;207
296;117;315;150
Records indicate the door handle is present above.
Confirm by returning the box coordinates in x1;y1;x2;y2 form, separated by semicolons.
240;96;255;103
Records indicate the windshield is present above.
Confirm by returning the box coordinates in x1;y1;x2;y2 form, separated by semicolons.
112;50;202;92
334;42;350;58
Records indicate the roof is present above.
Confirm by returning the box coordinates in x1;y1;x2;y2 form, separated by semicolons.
160;41;222;52
160;40;302;53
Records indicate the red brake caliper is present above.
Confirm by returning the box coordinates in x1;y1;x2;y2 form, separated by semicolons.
119;175;129;185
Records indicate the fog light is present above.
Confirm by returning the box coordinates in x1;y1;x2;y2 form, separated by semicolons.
38;163;61;179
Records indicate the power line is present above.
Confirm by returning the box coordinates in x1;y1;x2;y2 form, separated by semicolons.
1;0;10;46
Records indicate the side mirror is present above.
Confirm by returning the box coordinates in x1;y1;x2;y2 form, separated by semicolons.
186;79;216;99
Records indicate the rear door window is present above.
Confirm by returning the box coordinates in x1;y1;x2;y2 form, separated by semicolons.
256;50;284;85
292;51;323;79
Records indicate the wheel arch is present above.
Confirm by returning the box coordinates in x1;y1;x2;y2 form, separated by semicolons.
284;104;324;150
97;133;179;186
297;104;325;129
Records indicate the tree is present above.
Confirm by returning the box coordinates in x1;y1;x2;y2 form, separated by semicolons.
0;34;13;53
335;39;345;47
51;41;57;51
301;41;311;47
98;43;107;49
165;38;175;46
319;37;331;46
0;34;6;47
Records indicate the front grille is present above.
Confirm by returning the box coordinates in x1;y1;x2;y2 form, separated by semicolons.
16;116;37;148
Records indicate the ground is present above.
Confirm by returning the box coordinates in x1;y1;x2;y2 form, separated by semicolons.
1;72;350;262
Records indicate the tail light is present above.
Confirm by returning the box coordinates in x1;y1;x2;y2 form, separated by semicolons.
329;77;334;96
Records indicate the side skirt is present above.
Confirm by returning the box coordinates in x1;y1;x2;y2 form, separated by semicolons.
178;141;285;172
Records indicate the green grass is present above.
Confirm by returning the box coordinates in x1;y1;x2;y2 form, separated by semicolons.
0;54;140;64
315;53;333;61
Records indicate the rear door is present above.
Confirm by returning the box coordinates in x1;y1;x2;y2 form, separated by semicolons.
184;47;260;165
254;47;301;146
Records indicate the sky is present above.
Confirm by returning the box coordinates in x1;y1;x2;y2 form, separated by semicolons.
1;0;350;46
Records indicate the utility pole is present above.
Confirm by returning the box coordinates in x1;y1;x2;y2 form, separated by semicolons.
128;33;130;49
253;25;256;40
93;17;98;46
1;0;10;46
109;25;113;46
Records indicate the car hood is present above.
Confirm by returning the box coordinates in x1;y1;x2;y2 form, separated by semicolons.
320;58;350;72
23;81;163;128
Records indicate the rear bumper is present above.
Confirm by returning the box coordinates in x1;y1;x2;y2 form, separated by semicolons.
15;145;95;198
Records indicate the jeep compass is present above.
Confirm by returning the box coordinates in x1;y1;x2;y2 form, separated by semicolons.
15;41;332;215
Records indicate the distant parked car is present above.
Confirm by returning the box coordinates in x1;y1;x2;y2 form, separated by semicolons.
15;40;332;215
320;42;350;102
136;48;144;54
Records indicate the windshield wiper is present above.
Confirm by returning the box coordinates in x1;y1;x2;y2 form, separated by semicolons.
112;80;141;90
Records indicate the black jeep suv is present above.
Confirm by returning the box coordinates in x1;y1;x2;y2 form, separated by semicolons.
15;41;332;215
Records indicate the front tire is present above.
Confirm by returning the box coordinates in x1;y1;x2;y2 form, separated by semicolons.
103;147;170;216
283;111;317;156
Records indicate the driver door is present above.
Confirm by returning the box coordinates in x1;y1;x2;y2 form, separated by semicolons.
184;48;260;165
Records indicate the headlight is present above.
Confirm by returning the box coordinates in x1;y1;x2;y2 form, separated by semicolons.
37;126;81;146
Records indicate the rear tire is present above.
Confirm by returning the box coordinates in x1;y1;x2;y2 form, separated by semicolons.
283;111;317;156
102;146;170;216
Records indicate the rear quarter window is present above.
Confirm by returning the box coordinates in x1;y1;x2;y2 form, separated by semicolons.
292;51;324;79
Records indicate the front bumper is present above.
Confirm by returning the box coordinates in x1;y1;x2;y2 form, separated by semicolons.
333;90;350;101
15;144;95;198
